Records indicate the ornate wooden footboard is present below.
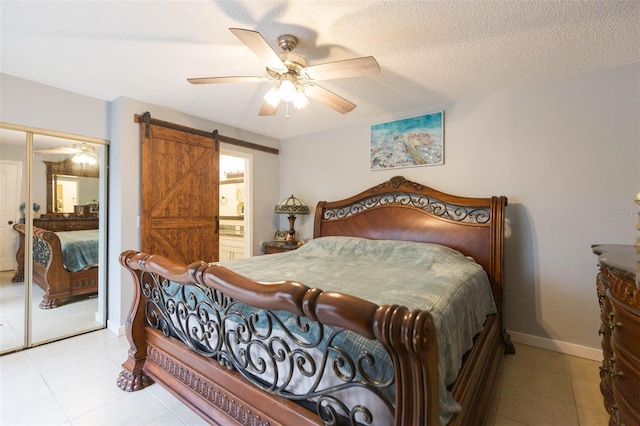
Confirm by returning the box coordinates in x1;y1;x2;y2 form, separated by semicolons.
12;224;98;309
119;250;441;425
118;176;512;425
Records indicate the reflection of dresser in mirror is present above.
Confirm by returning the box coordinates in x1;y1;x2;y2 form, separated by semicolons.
44;157;99;215
33;216;98;231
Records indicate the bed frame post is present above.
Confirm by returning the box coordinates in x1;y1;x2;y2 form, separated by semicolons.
490;195;507;311
374;305;440;426
489;196;515;355
117;251;154;392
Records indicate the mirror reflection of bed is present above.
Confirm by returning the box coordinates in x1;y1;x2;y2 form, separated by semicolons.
12;220;99;308
0;142;104;352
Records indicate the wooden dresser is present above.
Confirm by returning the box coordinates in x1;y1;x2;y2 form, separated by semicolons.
34;216;99;231
592;244;640;426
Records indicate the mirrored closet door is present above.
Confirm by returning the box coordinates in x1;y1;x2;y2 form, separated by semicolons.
0;125;108;354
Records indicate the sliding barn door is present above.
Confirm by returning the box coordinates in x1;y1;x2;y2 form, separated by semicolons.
139;112;219;263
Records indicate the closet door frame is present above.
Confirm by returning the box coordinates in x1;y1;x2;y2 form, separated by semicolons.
0;123;109;353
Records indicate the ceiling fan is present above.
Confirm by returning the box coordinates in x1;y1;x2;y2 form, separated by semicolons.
188;28;380;116
34;143;97;166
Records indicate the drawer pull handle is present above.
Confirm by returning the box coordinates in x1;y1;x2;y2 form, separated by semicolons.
606;313;621;330
609;358;624;379
610;369;624;379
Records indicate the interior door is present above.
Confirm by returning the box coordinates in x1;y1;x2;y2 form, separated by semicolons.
140;114;219;263
0;161;22;271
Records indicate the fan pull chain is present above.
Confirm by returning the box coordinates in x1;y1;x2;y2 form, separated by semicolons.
285;102;291;119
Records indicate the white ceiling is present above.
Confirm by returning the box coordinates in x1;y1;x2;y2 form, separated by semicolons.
1;1;639;140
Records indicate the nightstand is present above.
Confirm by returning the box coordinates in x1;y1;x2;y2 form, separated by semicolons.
262;241;300;254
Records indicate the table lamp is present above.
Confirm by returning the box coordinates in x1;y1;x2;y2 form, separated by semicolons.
274;195;309;245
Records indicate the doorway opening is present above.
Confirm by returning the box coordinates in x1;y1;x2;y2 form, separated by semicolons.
219;150;252;260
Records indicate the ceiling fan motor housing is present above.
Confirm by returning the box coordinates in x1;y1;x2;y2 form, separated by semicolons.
267;52;308;78
278;34;298;52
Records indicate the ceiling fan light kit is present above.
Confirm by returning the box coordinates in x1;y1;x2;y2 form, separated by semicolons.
71;143;97;167
278;73;298;102
189;28;380;118
263;87;281;107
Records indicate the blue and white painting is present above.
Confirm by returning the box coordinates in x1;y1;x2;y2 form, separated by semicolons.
370;111;444;170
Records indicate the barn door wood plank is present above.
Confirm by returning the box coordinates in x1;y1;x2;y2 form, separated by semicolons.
139;113;219;264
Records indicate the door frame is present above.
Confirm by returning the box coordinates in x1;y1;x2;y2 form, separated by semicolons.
220;147;253;257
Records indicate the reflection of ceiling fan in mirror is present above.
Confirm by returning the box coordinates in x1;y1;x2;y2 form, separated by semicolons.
34;146;81;155
188;28;380;117
35;143;97;166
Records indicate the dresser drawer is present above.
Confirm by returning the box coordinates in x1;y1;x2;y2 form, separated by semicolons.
593;244;640;426
610;343;640;426
609;294;640;425
610;296;640;358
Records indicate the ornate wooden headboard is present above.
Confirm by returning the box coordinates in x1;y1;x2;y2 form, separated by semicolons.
313;176;508;308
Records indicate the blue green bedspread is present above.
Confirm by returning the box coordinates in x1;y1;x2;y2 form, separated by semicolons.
56;230;99;272
219;236;497;424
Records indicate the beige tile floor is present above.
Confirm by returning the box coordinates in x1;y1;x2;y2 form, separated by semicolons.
0;329;610;425
490;343;610;426
0;271;102;352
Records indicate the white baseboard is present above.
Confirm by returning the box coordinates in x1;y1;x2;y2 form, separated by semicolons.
107;319;126;336
507;330;602;361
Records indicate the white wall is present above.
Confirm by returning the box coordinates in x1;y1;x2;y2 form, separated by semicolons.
279;63;640;358
0;74;110;138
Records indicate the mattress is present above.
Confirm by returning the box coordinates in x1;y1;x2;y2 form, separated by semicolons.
56;229;99;272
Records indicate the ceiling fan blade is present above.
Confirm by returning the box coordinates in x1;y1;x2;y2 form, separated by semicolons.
229;28;287;74
304;83;356;114
187;76;269;84
34;147;80;154
302;56;380;81
258;99;280;116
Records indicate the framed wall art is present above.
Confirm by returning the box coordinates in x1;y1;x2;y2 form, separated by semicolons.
370;111;444;170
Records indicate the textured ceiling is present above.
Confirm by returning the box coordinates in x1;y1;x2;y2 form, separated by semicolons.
1;1;639;140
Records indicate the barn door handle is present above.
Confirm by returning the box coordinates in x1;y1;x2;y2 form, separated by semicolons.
215;216;219;234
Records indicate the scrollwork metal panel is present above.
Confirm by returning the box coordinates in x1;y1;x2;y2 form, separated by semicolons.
33;237;50;266
140;271;395;425
323;192;490;224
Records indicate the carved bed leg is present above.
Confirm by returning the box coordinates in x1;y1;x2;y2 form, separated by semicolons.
39;297;59;309
117;364;153;392
117;310;154;391
12;227;25;282
118;251;154;392
503;330;516;355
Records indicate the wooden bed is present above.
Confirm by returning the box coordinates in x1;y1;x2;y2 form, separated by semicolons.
12;223;99;309
118;176;513;425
